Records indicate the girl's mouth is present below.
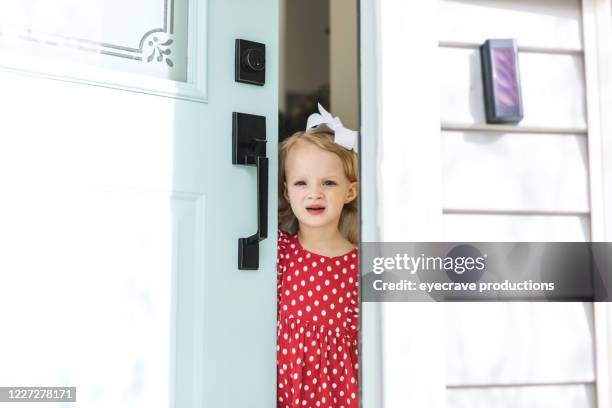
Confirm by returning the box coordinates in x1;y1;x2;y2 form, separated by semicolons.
306;206;325;215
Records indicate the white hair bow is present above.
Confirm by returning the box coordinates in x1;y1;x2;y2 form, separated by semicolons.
306;103;358;152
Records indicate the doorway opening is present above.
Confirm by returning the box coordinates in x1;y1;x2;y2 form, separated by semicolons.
279;0;359;141
277;1;362;406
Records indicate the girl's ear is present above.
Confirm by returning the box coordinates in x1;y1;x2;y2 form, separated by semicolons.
345;181;358;204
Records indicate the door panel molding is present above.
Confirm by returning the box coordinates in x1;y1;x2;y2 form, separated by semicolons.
82;186;207;407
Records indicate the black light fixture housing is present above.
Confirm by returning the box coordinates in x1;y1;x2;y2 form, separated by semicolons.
480;39;523;124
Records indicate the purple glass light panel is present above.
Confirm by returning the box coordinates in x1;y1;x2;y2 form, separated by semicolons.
492;48;520;108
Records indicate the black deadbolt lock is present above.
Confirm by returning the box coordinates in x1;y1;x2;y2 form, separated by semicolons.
244;48;265;72
235;39;266;86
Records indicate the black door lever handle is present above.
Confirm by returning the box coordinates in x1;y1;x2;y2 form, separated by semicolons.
239;156;268;268
232;112;269;270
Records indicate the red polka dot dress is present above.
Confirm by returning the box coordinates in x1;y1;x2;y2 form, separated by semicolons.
277;229;359;408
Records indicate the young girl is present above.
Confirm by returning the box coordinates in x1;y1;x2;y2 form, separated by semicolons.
277;104;359;408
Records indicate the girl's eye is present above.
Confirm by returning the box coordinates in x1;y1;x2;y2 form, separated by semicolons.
323;180;337;186
293;181;306;186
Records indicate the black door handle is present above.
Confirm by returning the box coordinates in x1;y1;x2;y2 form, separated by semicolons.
232;112;268;270
238;155;268;269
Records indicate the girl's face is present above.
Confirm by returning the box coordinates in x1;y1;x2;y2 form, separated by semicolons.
283;141;357;231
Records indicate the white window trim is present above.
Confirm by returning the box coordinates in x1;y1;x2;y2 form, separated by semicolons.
0;0;208;103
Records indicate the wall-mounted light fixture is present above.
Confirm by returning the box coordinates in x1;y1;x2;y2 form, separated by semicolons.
480;39;523;124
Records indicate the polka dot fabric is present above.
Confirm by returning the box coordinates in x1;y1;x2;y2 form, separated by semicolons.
277;229;359;408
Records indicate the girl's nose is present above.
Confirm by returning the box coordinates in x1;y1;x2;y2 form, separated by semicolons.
307;187;323;199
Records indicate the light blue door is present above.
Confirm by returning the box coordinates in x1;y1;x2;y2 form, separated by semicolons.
0;0;277;406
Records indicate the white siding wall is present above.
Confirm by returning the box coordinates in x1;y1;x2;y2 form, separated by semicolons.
366;0;612;406
438;0;595;407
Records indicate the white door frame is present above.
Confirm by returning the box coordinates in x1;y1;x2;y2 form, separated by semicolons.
358;0;384;406
583;0;612;407
359;0;446;407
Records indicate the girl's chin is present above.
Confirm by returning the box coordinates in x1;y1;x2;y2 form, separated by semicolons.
299;216;326;224
297;215;339;228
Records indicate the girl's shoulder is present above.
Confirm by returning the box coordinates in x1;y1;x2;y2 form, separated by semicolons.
278;229;294;252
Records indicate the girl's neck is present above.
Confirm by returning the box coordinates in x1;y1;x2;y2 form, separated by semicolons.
297;224;354;257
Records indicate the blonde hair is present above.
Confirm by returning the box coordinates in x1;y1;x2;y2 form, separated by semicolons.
278;128;359;244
